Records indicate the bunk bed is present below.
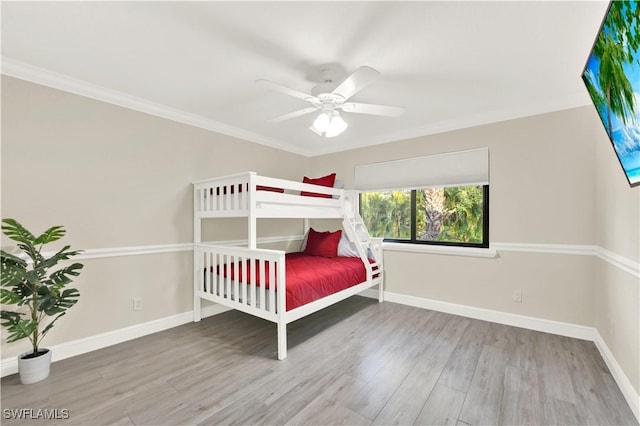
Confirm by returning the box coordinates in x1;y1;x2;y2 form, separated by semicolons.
193;172;383;360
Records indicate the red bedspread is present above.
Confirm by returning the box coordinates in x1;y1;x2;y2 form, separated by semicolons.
216;253;372;311
285;253;369;310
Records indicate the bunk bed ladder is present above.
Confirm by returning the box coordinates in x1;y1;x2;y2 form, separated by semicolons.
342;191;384;303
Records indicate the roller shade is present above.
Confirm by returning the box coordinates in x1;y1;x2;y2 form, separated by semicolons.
354;147;489;191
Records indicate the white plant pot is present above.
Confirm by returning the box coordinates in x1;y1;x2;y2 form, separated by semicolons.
18;349;52;385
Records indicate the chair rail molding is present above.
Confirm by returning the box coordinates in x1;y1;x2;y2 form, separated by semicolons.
21;239;635;279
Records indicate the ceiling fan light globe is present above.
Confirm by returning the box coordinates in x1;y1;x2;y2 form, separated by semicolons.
325;114;348;137
312;112;331;133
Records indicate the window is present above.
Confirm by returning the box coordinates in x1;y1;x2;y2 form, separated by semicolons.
360;185;489;248
354;148;490;249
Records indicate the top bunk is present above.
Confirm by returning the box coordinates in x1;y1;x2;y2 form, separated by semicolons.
193;172;347;219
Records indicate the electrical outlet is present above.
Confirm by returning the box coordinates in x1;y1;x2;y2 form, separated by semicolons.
513;290;522;303
133;297;143;311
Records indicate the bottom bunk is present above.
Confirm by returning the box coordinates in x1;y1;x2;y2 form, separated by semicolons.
193;235;383;360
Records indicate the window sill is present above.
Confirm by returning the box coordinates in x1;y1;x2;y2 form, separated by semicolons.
382;242;498;258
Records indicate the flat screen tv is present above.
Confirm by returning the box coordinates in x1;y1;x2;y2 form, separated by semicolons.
582;0;640;187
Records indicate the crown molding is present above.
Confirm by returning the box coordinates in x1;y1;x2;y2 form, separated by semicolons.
1;57;310;157
308;92;592;156
2;57;592;159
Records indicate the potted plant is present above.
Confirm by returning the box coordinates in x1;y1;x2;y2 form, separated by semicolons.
0;218;83;384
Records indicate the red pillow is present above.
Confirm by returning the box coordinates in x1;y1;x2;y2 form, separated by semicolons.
301;173;336;198
304;228;342;257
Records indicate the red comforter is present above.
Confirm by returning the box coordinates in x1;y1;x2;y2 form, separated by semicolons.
216;253;372;311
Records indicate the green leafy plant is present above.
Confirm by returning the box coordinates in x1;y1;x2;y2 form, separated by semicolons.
1;219;83;357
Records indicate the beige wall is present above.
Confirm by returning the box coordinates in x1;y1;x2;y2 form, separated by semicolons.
594;259;639;395
593;110;640;261
1;76;307;249
591;104;640;396
1;76;308;357
311;107;597;245
311;108;597;321
382;250;594;326
311;106;639;396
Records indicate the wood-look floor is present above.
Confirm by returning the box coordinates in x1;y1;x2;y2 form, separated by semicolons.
1;296;637;426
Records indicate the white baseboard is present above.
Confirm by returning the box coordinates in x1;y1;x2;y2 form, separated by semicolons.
383;290;596;340
593;330;640;422
0;304;231;378
360;288;639;423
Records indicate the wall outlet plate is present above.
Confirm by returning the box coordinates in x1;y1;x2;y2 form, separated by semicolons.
513;290;522;303
133;297;143;311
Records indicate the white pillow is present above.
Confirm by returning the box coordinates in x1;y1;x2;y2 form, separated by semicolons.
333;179;344;199
337;233;360;257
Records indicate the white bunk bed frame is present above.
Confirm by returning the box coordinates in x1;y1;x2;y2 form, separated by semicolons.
193;172;383;360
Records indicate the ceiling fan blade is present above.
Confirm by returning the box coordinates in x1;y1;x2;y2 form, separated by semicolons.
269;106;319;123
340;102;405;117
331;66;380;101
256;79;315;102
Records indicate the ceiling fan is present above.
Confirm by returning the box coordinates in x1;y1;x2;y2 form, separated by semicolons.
257;64;404;137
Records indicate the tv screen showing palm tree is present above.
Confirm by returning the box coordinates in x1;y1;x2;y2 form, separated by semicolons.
583;0;640;187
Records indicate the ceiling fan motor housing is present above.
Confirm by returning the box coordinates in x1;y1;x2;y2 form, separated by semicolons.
311;83;341;98
315;93;345;110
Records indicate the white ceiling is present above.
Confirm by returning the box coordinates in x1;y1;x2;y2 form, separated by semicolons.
1;1;608;157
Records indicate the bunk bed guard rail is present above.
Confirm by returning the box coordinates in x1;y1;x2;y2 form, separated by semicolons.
193;172;344;218
194;244;286;323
